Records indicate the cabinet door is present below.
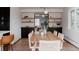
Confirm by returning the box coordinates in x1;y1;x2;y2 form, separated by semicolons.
0;7;10;30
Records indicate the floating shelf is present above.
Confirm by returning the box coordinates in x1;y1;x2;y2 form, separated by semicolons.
22;21;34;23
22;18;34;20
49;18;62;19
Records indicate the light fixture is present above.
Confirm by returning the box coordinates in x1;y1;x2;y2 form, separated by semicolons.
44;8;48;14
44;10;48;14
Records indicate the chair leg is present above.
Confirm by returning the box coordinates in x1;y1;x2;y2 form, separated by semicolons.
32;48;35;51
9;44;13;51
3;44;9;51
1;45;3;51
5;44;13;51
11;44;13;51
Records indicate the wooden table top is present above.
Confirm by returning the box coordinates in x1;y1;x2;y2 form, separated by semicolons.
31;32;61;42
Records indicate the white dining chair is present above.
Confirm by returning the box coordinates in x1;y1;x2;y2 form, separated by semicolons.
58;33;64;40
58;33;64;49
28;31;36;51
28;33;32;47
39;40;61;51
53;30;57;36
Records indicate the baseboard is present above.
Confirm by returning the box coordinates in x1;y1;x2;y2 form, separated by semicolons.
64;36;79;48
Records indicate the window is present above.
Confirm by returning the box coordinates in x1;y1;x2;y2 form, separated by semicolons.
71;10;75;30
76;8;79;30
70;8;79;31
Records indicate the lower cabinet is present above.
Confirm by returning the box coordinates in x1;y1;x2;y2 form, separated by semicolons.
21;27;62;38
48;27;62;33
21;27;34;38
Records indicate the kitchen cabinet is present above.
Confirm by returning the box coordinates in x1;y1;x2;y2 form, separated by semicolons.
21;27;34;38
48;27;62;33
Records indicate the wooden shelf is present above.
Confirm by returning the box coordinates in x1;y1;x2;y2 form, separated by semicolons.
22;21;34;23
22;18;34;20
49;21;61;22
49;18;62;19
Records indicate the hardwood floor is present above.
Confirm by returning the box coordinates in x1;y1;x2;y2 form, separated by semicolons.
13;38;79;51
63;41;79;51
13;38;31;51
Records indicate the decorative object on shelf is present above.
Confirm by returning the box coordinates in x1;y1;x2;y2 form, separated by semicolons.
57;23;60;25
22;16;28;19
44;10;48;14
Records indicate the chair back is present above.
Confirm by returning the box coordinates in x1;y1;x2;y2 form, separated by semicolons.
58;33;64;49
39;40;61;51
53;30;57;36
28;31;33;48
2;34;14;45
0;40;2;46
28;31;33;40
58;33;64;40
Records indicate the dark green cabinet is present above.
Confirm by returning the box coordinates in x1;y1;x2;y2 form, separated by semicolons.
48;27;62;33
21;27;34;38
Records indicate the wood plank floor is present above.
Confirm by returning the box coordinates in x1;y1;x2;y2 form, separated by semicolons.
13;38;79;51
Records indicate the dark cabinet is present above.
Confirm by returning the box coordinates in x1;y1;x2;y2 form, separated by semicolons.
21;27;34;38
48;27;62;33
0;7;10;30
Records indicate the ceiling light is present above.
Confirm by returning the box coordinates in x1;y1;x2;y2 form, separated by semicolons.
44;10;48;14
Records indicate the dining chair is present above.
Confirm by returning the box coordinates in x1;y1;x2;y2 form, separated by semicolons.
58;33;64;49
28;32;32;47
58;33;64;40
53;30;57;36
0;34;14;51
0;39;3;51
28;31;36;51
39;40;61;51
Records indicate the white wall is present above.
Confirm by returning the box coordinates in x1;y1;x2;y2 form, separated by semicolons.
0;31;10;37
62;7;79;48
10;7;21;44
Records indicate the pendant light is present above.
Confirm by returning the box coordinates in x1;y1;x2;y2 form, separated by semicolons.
44;8;48;14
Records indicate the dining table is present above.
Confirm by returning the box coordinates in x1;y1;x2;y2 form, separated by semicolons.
30;31;63;51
